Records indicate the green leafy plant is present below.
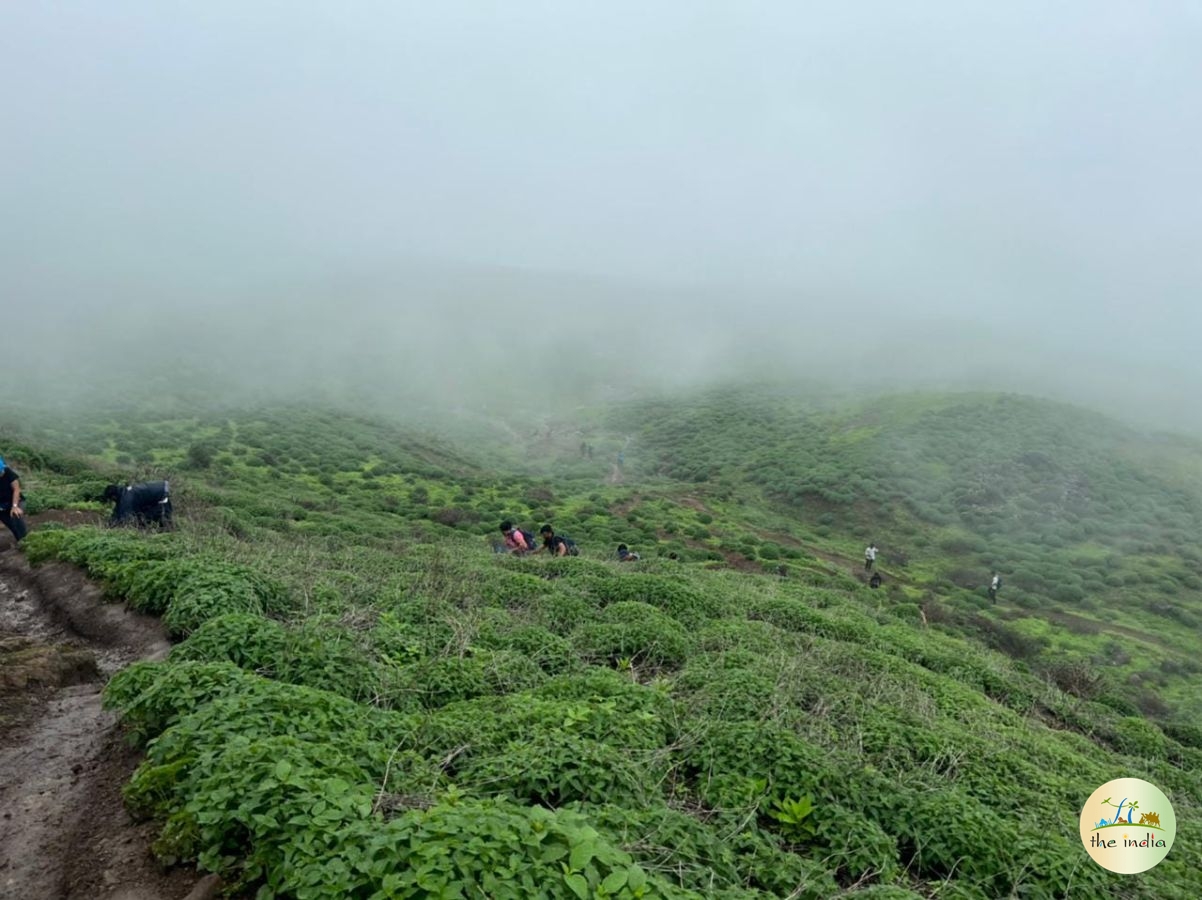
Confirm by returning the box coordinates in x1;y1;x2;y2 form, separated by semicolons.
766;794;815;840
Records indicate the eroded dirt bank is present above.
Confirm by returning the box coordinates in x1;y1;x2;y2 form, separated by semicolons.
0;535;204;900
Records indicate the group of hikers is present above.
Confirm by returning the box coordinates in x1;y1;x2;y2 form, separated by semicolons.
864;543;881;588
0;455;173;547
496;520;641;562
491;527;1003;599
4;455;1009;600
865;540;1001;600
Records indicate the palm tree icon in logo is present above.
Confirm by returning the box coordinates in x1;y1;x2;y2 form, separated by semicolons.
1094;797;1139;829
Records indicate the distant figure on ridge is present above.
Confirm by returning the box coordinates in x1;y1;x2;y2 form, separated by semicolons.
104;481;173;529
499;520;536;556
0;456;28;545
617;543;640;563
989;573;1002;602
864;543;878;572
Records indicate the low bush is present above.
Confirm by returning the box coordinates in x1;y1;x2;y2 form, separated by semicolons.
571;602;691;668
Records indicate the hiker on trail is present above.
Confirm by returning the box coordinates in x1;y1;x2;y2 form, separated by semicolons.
989;573;1002;602
864;543;878;572
870;571;882;589
537;524;578;557
104;481;173;529
499;520;535;556
0;456;28;545
617;543;640;562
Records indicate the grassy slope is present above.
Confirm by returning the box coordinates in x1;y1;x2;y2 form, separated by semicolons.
611;388;1202;725
3;389;1200;899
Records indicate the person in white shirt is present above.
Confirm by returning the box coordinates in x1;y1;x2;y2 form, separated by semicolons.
989;573;1002;602
864;543;878;572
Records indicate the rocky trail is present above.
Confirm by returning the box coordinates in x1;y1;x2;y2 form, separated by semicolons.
0;528;217;900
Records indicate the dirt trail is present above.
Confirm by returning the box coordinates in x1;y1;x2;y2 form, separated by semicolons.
0;532;202;900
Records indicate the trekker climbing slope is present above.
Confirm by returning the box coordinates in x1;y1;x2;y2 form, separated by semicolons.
864;543;878;572
499;521;536;556
537;525;579;557
103;481;172;529
0;456;27;545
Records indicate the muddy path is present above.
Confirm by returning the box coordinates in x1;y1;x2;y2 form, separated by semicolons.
0;536;211;900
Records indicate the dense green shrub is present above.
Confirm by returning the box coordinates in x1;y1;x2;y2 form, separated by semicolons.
273;621;380;702
677;655;780;722
418;675;674;768
476;625;577;675
458;731;652;806
696;619;799;655
162;564;290;637
104;660;254;745
24;527;180;596
170;613;287;671
520;590;593;637
581;802;746;892
1113;716;1168;759
748;596;875;645
571;601;690;668
586;574;726;626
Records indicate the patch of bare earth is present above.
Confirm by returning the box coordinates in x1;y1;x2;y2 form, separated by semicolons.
0;542;212;900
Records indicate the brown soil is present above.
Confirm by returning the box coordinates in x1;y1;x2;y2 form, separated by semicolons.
0;548;205;900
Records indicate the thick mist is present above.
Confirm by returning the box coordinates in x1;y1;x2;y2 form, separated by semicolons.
3;3;1201;430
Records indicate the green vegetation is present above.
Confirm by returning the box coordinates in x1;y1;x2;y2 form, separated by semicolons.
3;385;1201;898
615;388;1202;724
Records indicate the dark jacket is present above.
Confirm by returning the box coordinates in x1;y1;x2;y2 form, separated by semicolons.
110;481;172;527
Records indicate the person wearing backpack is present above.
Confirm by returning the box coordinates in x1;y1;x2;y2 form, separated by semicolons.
499;520;536;556
538;524;578;557
989;572;1002;602
0;456;28;545
617;543;640;562
103;480;173;529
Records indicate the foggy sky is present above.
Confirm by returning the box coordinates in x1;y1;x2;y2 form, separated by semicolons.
3;2;1201;427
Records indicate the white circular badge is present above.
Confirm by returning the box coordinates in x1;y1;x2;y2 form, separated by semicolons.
1080;778;1175;874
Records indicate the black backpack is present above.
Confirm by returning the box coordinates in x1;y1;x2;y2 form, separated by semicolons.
519;529;538;551
561;535;580;557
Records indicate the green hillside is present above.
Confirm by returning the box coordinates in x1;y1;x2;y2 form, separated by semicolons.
613;388;1202;725
3;387;1200;899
